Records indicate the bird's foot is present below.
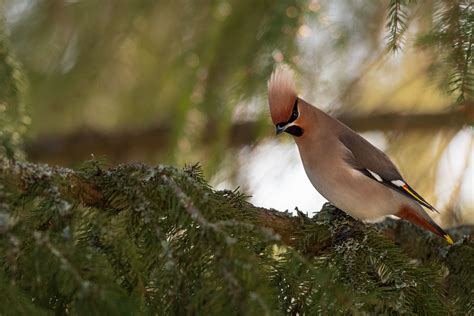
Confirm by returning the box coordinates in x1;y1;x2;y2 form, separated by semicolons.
334;226;356;244
333;221;365;245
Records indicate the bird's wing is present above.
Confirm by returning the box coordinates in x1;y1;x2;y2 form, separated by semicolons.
339;130;439;213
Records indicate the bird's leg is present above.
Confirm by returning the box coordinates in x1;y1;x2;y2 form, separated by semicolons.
332;212;365;244
317;202;365;244
323;202;351;220
334;226;357;244
333;222;366;244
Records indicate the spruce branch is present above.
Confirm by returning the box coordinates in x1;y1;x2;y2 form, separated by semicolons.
385;0;415;52
415;0;474;103
0;159;472;314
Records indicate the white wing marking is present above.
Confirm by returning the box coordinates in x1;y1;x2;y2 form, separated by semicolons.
367;169;383;182
391;180;405;187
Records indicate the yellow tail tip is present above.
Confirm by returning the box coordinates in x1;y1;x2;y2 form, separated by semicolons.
444;234;454;245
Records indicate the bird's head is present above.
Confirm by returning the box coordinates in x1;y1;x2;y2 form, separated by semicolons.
268;65;304;137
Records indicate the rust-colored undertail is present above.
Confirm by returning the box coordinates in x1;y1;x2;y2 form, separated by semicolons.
397;206;453;245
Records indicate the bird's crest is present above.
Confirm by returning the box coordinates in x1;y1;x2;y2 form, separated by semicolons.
268;65;297;125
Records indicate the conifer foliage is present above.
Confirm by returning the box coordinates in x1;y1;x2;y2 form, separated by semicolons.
0;159;472;315
386;0;473;103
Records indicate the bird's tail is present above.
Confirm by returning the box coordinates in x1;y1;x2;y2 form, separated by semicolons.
397;206;454;245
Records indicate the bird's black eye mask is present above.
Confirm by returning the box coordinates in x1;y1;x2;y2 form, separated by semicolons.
275;99;304;137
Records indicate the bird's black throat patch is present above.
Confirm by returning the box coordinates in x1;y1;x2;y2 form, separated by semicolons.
285;125;304;137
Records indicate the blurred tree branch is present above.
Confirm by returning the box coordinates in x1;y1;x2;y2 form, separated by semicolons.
25;105;473;165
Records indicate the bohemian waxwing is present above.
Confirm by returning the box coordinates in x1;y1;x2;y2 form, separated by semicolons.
268;65;453;244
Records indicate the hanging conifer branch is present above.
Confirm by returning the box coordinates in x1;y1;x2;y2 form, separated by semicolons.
385;0;414;52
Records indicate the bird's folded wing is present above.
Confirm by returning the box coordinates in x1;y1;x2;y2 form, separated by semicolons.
359;169;439;213
339;131;439;213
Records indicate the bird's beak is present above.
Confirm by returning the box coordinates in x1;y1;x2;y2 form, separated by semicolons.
276;122;295;135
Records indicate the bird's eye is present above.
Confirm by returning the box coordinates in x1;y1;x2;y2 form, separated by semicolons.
291;108;298;119
291;100;298;121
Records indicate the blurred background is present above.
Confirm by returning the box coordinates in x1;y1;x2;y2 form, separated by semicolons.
2;0;472;227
